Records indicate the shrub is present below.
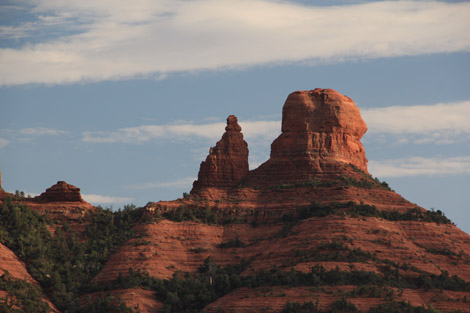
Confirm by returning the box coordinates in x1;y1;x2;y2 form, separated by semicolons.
0;272;50;313
217;236;246;248
282;301;319;313
329;297;359;313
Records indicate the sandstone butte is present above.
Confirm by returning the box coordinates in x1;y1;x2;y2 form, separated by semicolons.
1;88;470;313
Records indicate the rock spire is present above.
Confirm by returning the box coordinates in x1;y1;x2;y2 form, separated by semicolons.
191;115;249;192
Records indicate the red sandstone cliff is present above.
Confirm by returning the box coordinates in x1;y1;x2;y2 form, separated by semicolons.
166;89;413;216
2;88;470;313
248;88;368;185
0;180;95;231
191;115;249;193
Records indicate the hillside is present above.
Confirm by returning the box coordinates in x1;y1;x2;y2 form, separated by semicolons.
1;88;469;313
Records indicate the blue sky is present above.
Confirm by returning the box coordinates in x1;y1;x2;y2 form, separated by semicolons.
0;0;469;232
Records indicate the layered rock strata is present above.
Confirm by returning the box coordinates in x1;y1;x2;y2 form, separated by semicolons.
248;88;368;185
36;181;84;202
191;115;249;192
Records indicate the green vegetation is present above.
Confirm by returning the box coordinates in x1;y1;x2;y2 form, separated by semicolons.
162;205;219;224
90;257;470;313
189;247;207;253
282;201;452;225
282;301;319;313
0;198;143;312
0;193;460;312
281;298;359;313
367;301;440;313
282;300;441;313
268;165;393;192
81;294;139;313
269;176;384;191
329;297;359;313
217;236;246;249
425;247;458;256
286;241;375;266
91;258;252;313
346;285;395;299
0;272;50;313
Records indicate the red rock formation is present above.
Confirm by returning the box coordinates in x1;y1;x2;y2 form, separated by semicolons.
36;181;84;202
248;88;368;185
0;243;36;283
191;115;249;192
0;243;60;312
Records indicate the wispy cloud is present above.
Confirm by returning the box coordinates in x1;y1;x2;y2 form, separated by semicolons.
362;100;470;144
82;193;133;204
82;120;279;143
0;138;9;148
369;156;470;177
127;177;195;190
82;98;470;146
18;127;66;136
1;1;469;85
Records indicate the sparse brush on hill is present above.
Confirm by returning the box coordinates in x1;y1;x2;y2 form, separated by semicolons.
283;201;452;224
87;255;470;313
0;272;50;313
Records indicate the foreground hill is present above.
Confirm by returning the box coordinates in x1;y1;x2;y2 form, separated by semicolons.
1;88;469;312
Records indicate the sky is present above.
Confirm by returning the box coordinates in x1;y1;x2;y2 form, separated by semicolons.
0;0;469;232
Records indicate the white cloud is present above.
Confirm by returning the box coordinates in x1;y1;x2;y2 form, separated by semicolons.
82;193;133;204
82;120;280;143
18;127;66;136
362;100;470;143
0;138;9;148
1;1;469;85
368;156;470;177
127;177;195;190
363;101;470;134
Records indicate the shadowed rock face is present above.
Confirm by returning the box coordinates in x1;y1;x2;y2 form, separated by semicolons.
248;88;368;185
191;115;249;192
36;181;83;202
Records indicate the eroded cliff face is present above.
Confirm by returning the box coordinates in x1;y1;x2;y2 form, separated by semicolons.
93;216;470;312
191;115;249;192
249;89;368;185
36;181;84;202
0;243;59;312
0;180;95;231
3;88;470;313
179;89;410;217
191;89;369;197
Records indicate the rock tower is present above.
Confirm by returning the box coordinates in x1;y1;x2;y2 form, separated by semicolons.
191;115;249;192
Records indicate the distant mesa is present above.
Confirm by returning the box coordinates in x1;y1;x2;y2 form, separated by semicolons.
36;181;84;203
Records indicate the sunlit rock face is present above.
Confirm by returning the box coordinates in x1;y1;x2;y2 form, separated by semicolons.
191;115;249;192
248;88;368;185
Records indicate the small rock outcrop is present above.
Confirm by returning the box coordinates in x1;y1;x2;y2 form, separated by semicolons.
249;88;368;185
191;115;249;192
36;181;84;202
